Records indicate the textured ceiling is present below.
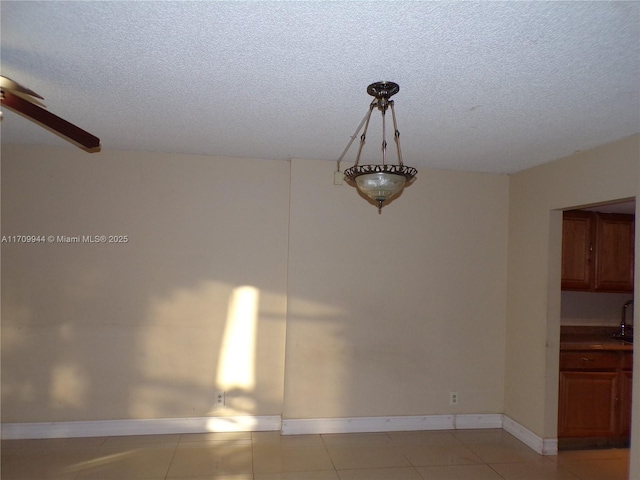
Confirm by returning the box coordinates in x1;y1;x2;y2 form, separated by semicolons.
1;1;639;174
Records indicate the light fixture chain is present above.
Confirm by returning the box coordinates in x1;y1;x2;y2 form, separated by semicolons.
390;101;404;166
336;104;374;172
381;102;387;166
354;101;376;167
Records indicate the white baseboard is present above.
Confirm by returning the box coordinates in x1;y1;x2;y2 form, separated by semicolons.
282;413;503;436
0;413;557;456
282;415;455;435
502;415;557;455
455;414;504;430
0;415;282;440
282;414;555;456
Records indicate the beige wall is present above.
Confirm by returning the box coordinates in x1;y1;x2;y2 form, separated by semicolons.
4;138;638;473
1;146;509;424
284;159;509;418
506;134;639;472
1;146;290;421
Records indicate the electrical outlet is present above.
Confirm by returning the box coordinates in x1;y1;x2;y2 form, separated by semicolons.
334;171;344;185
215;391;226;407
450;392;458;406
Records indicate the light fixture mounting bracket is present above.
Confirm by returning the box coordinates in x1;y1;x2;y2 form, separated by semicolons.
367;81;400;99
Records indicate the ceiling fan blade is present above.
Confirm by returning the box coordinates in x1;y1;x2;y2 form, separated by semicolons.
0;75;44;100
0;75;46;107
1;90;100;152
3;88;47;108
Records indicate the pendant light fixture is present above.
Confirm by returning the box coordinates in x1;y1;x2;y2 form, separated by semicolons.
338;81;417;213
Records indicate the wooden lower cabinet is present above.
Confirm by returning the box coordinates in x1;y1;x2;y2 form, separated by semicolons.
558;371;618;437
558;350;632;448
620;358;633;438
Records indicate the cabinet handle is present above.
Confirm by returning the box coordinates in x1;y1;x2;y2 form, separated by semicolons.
581;357;594;362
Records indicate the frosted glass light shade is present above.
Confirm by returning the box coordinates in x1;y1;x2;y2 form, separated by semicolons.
355;172;406;203
343;163;417;211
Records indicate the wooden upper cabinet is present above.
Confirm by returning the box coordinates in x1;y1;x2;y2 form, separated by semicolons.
594;213;635;291
562;211;593;290
562;211;634;292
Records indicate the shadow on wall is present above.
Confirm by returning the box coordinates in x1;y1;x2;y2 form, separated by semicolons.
0;148;297;426
131;281;268;419
1;257;349;426
1;275;291;423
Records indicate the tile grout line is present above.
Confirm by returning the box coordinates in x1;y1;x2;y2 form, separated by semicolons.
388;431;426;480
250;431;256;480
485;462;508;480
319;433;340;478
162;436;180;480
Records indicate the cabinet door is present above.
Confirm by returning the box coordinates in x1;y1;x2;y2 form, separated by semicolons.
558;371;618;437
562;211;593;290
594;213;635;292
620;369;633;438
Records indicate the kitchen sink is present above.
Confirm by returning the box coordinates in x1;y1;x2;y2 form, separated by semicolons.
616;336;633;344
612;333;633;344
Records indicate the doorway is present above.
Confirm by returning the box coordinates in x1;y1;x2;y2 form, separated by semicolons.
557;199;635;451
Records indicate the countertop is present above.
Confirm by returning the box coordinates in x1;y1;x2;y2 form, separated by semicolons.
560;334;633;351
560;326;633;352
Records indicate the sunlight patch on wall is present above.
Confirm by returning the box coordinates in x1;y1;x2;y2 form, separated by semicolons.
128;280;287;419
50;364;87;409
217;285;259;392
132;280;235;418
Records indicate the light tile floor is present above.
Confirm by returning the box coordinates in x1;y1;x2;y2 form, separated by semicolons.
0;429;630;479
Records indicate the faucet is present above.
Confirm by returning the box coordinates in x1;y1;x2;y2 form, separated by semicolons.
619;299;634;338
